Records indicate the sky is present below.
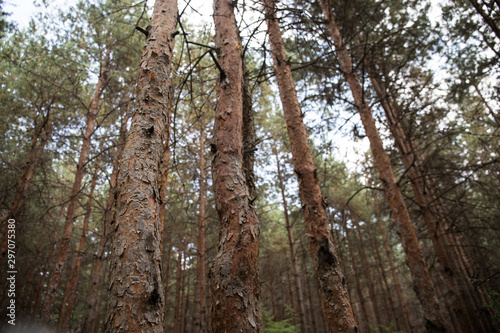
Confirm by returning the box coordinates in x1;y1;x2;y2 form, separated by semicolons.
4;0;371;171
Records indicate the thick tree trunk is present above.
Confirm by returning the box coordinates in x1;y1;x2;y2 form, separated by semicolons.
210;0;262;331
319;2;448;331
263;1;357;331
41;49;111;323
194;115;207;333
58;156;100;331
275;147;308;333
105;0;178;330
81;102;131;333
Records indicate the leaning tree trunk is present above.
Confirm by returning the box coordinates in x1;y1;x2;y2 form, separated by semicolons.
41;48;111;323
105;0;178;331
319;1;448;331
263;1;357;331
210;0;262;331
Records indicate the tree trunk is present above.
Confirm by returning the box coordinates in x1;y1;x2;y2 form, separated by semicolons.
210;0;262;331
352;217;382;328
275;147;308;333
194;115;207;333
58;155;101;331
104;0;178;330
319;2;448;331
173;243;183;333
81;102;131;333
367;62;490;332
345;219;370;332
374;201;412;332
0;107;52;265
41;48;111;323
263;1;357;331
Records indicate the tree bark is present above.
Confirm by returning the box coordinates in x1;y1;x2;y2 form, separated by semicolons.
210;0;262;331
105;0;178;330
194;115;207;333
173;243;183;333
41;48;111;323
58;154;101;331
374;201;412;332
275;147;308;333
319;2;448;331
263;1;357;331
81;102;131;333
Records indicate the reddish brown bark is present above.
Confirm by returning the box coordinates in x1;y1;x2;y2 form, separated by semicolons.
41;49;111;323
263;1;357;331
210;0;262;331
105;0;178;330
81;103;131;333
58;156;100;331
319;1;447;331
194;115;207;332
275;147;307;333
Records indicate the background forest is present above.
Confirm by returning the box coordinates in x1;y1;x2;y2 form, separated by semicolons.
0;0;499;332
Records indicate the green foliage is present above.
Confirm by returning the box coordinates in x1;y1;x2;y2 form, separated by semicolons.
484;286;500;324
262;308;300;333
369;321;405;333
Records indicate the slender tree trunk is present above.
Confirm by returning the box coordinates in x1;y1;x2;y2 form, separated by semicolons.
367;220;398;329
32;206;65;317
275;147;307;333
58;155;101;331
194;115;207;333
319;2;447;331
352;217;382;329
210;0;262;331
263;1;357;331
374;202;412;332
163;237;173;332
0;108;52;264
81;102;131;333
41;49;111;323
345;219;370;332
173;244;183;333
105;0;178;330
266;255;278;320
367;61;484;332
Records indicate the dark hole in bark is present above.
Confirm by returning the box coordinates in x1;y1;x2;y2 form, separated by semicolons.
145;125;154;136
317;237;337;267
149;287;160;305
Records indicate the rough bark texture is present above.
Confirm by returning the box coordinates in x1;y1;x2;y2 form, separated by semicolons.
275;148;307;333
210;0;262;331
58;157;100;331
263;1;357;331
194;115;207;333
41;49;111;323
105;0;177;331
81;103;131;333
319;1;447;331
